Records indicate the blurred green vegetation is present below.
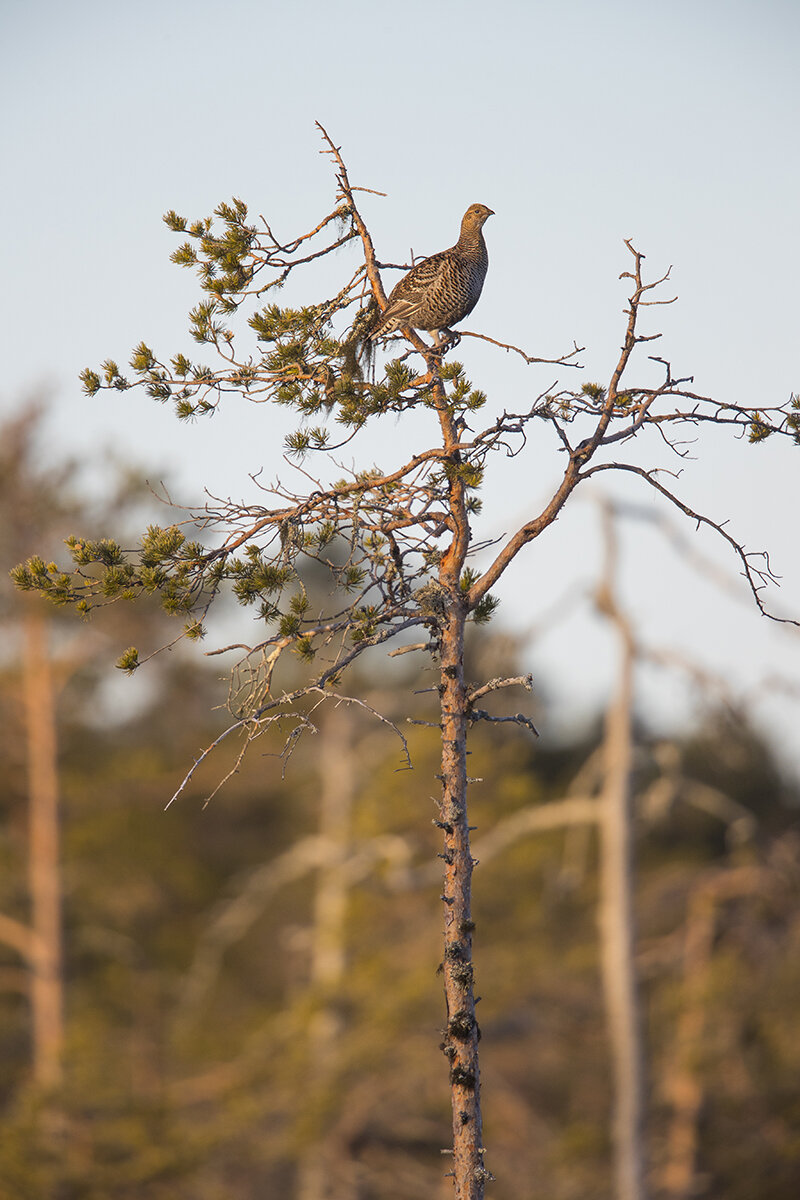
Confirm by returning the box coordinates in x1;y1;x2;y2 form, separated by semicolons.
2;642;799;1199
2;409;799;1199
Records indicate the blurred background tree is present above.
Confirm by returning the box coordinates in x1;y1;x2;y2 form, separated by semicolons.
2;407;799;1200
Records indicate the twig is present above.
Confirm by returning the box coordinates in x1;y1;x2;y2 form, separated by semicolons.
459;329;584;368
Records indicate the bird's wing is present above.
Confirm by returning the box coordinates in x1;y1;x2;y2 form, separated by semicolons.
381;251;450;321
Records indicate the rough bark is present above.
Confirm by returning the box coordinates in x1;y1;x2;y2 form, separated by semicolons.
438;602;487;1200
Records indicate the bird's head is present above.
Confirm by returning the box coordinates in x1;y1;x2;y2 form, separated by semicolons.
462;203;495;231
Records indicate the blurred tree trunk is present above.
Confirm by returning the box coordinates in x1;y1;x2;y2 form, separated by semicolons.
22;606;64;1090
599;629;647;1200
659;893;710;1200
597;510;648;1200
296;705;356;1200
660;865;763;1199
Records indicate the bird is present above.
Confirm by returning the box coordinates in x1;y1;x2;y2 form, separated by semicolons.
369;203;494;347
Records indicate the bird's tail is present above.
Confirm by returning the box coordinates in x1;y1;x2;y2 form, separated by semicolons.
367;307;390;343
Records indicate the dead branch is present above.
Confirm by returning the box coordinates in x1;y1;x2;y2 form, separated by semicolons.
467;674;534;705
583;462;798;625
467;709;540;737
459;329;584;368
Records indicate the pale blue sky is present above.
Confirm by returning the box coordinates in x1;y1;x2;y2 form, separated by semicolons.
2;0;799;770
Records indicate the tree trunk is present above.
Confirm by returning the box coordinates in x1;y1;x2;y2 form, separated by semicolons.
660;866;763;1199
438;602;487;1200
296;706;356;1200
659;894;711;1200
22;607;64;1091
599;627;647;1200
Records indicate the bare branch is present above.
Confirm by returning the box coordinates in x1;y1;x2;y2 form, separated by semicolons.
388;641;434;657
583;462;798;626
467;674;533;705
459;329;584;368
468;709;540;737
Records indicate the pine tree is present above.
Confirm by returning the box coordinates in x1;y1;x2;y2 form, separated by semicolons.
13;126;800;1200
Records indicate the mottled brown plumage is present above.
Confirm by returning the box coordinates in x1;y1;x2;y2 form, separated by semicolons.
369;203;494;342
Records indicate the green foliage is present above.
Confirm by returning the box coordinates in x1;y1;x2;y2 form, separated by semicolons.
441;361;487;413
69;536;125;566
230;552;294;607
288;591;309;616
2;623;797;1199
443;460;483;489
581;382;606;401
350;604;379;642
80;368;101;397
162;209;187;232
278;612;301;637
342;565;366;591
82;188;497;440
100;360;129;391
8;560;37;591
163;198;258;316
170;353;192;377
748;411;772;443
130;342;156;373
116;646;140;673
139;525;187;565
471;593;500;623
460;567;498;623
12;553;85;606
169;242;197;267
14;527;205;622
294;636;315;661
